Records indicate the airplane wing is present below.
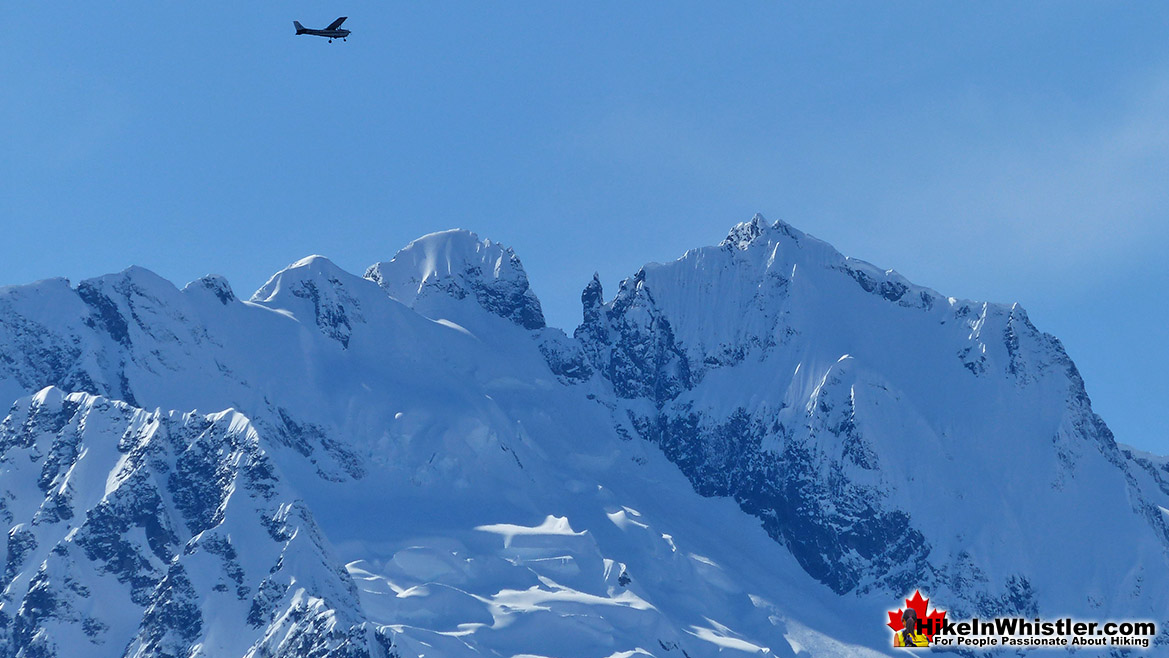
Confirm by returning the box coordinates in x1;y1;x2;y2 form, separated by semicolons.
325;16;348;30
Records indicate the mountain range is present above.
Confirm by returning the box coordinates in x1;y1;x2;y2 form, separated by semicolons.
1;216;1166;657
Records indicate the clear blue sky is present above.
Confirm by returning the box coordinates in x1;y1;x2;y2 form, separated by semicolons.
2;3;1167;453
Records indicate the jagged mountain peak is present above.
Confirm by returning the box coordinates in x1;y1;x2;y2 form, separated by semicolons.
181;274;237;305
711;215;930;293
250;255;356;304
721;213;775;250
717;213;816;252
27;382;68;411
0;276;72;298
364;228;545;330
248;255;378;350
75;265;182;305
582;272;604;305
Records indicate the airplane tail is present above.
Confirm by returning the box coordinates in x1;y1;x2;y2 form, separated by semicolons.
293;20;307;34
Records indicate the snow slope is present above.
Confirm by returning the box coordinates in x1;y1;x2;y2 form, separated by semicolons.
0;217;1166;657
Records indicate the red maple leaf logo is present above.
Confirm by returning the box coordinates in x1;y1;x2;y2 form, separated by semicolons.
887;590;947;641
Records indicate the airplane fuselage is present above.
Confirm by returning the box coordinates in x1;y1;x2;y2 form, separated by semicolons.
297;28;350;39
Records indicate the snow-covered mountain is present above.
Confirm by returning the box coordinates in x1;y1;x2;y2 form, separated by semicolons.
0;389;383;658
0;217;1165;657
573;216;1169;609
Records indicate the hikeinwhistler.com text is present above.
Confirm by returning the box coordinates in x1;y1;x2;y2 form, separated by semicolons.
923;617;1157;649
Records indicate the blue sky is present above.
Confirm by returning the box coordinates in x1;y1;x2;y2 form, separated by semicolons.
2;3;1167;453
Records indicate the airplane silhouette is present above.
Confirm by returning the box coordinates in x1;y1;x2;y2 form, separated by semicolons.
293;17;350;43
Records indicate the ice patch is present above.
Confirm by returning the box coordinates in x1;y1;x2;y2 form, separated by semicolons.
476;515;585;548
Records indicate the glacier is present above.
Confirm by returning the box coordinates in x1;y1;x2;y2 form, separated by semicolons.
0;216;1165;657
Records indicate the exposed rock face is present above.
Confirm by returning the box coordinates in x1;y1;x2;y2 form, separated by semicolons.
253;256;366;349
575;272;691;402
0;389;389;658
364;229;545;330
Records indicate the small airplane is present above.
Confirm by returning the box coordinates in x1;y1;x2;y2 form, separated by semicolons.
293;17;350;43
